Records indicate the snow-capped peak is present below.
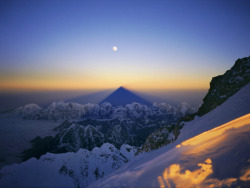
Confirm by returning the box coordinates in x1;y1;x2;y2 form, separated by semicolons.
0;143;137;188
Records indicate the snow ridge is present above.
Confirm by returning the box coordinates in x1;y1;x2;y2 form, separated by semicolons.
14;101;197;121
0;143;137;188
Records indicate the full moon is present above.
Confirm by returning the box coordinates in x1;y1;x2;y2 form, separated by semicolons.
113;46;117;52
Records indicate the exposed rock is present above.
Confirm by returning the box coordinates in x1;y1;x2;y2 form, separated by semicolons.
139;56;250;154
136;127;175;154
57;124;105;151
198;56;250;116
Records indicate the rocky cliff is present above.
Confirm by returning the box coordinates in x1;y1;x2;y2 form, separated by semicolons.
198;56;250;116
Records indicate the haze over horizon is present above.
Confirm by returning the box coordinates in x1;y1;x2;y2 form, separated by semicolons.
1;0;250;91
0;86;207;112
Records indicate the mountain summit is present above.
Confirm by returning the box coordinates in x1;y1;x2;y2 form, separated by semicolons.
100;87;151;106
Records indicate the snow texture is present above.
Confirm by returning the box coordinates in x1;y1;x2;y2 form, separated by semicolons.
89;83;250;188
14;101;197;121
1;83;249;187
0;143;137;188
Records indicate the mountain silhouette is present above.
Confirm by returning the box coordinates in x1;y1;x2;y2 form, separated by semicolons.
100;87;151;106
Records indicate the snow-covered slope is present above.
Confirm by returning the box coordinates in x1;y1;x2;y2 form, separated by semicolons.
0;143;137;188
179;82;250;142
88;83;250;188
57;123;105;151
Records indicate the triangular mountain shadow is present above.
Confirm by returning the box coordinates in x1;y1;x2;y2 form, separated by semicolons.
100;87;151;106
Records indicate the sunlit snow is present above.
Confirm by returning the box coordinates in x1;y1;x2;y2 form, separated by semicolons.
89;84;250;188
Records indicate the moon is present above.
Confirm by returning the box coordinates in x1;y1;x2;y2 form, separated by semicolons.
113;46;117;52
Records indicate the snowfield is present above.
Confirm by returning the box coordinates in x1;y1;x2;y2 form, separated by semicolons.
0;143;137;188
90;114;250;188
89;83;250;188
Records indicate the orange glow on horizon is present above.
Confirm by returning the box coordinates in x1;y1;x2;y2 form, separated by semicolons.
0;70;210;91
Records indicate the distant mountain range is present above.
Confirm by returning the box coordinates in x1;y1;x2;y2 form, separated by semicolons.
17;101;197;162
12;88;198;161
0;56;249;188
14;101;197;121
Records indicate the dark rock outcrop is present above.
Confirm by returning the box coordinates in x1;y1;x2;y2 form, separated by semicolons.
198;56;250;116
138;56;250;154
136;127;175;154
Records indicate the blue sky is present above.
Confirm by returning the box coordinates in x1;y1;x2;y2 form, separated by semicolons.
0;0;250;90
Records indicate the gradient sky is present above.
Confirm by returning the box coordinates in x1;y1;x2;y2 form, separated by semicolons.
0;0;250;91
